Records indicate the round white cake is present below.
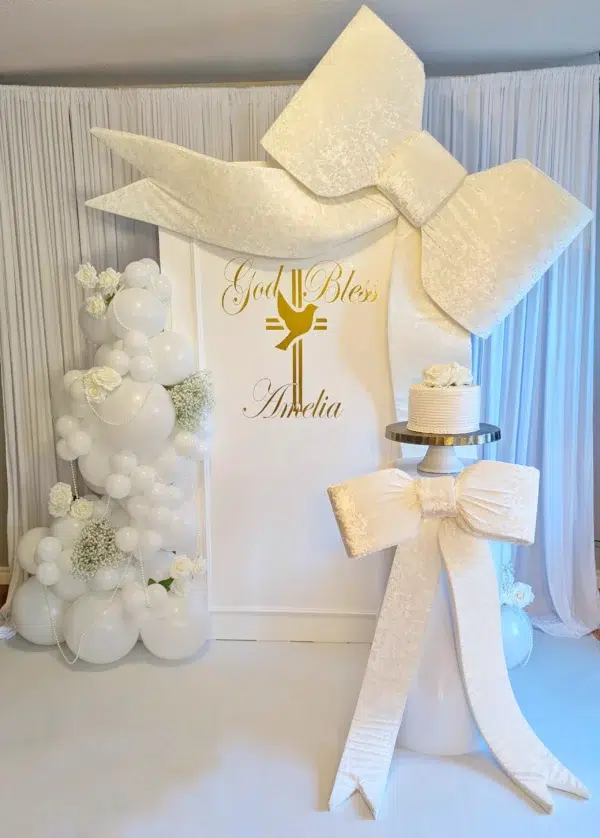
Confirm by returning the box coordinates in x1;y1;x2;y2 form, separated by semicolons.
407;364;480;434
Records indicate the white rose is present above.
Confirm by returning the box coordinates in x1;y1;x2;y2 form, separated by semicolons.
97;268;121;297
423;362;473;388
48;482;73;518
85;293;107;318
171;555;194;579
511;582;534;609
70;498;94;521
88;366;122;392
75;262;98;289
83;380;105;403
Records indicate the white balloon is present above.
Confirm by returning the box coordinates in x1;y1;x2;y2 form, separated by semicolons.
107;288;166;338
117;564;141;588
122;330;149;357
145;582;168;611
17;527;50;574
90;567;121;592
149;482;170;506
152;445;182;482
51;571;87;602
64;593;139;664
93;343;113;367
63;370;83;392
106;349;130;376
115;526;139;553
173;431;207;461
56;438;77;462
71;400;91;419
36;536;62;563
12;578;67;645
70;378;87;404
36;561;61;586
140;594;210;660
110;449;138;476
105;473;132;500
148;331;194;386
78;304;113;344
121;582;148;614
138;257;160;274
126;496;150;523
124;261;154;288
79;443;112;493
86;379;175;458
129;355;156;382
137;549;173;583
93;495;111;520
51;516;84;548
55;414;79;439
66;429;93;457
130;465;156;494
108;503;131;529
139;529;163;555
57;548;74;573
501;605;534;670
153;506;174;532
150;273;172;302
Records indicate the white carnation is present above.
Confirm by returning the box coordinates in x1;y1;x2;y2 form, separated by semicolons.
511;582;534;609
70;498;94;521
85;293;107;318
97;268;121;297
75;262;98;289
48;482;73;518
423;362;473;388
171;555;194;579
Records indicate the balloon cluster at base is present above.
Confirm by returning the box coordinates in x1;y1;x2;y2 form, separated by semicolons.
12;259;214;663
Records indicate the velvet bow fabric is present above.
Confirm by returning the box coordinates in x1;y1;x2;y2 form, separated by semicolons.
328;461;588;817
87;6;592;339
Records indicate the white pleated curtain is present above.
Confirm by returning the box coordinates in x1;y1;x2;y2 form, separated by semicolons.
1;69;598;635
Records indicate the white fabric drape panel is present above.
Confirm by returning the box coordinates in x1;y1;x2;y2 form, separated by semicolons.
1;73;597;636
425;66;600;636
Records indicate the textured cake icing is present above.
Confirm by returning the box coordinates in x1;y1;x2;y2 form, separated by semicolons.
407;363;480;434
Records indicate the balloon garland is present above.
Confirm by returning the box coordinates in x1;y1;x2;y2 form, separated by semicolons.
11;259;212;663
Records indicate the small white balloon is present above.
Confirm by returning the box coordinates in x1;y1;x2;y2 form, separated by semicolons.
36;561;61;586
63;370;83;392
151;273;172;302
145;582;168;611
70;378;87;404
66;429;92;457
64;593;139;664
36;536;62;563
139;529;163;554
90;567;121;592
110;449;138;476
137;549;173;582
55;414;79;439
173;431;207;461
129;355;156;382
17;527;50;574
152;445;182;482
105;473;132;500
106;349;130;376
126;496;150;523
107;287;166;338
149;482;170;505
148;331;194;386
56;438;77;462
121;582;148;614
12;578;67;645
93;343;113;367
93;496;111;519
124;261;154;288
79;443;112;493
138;257;160;274
122;330;149;357
131;465;156;494
51;516;84;548
153;506;174;532
51;572;87;602
115;526;139;553
117;564;141;587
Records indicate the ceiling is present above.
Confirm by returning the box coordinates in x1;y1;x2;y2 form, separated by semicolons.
0;0;598;85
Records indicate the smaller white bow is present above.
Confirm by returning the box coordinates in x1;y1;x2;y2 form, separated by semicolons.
328;461;588;817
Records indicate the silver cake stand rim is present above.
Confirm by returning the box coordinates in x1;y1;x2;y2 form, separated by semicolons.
385;421;501;448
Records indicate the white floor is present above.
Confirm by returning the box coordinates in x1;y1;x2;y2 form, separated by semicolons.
0;631;598;838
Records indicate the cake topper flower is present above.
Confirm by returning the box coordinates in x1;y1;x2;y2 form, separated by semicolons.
423;362;473;388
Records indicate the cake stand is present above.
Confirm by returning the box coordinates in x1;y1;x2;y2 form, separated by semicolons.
384;420;501;756
385;421;501;474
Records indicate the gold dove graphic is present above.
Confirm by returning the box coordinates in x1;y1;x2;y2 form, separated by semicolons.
274;292;318;351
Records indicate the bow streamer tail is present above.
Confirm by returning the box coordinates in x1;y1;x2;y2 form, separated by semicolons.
439;520;589;812
329;521;442;817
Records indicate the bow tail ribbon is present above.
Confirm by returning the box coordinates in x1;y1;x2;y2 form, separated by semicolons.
440;520;589;811
330;521;443;816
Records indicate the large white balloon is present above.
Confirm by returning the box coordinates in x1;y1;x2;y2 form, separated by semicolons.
17;527;50;574
78;305;113;344
12;578;67;645
51;572;87;602
140;594;210;660
151;274;172;302
148;331;194;386
87;378;175;458
123;261;154;289
107;288;166;338
64;593;139;664
79;442;112;494
51;516;84;548
138;257;160;274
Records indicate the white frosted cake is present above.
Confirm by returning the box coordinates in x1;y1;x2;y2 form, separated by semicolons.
407;363;480;434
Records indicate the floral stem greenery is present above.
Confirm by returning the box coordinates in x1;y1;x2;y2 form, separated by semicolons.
148;577;174;591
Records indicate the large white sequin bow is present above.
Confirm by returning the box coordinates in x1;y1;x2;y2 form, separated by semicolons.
86;6;592;339
328;460;588;817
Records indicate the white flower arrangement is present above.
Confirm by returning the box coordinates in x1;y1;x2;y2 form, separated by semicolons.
70;497;94;522
423;362;473;388
48;482;74;517
75;263;98;290
85;293;107;318
97;267;122;297
147;553;207;597
82;366;122;403
71;519;125;579
167;370;215;433
499;558;534;609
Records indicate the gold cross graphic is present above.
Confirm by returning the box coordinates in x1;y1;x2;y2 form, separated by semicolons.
265;269;327;409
